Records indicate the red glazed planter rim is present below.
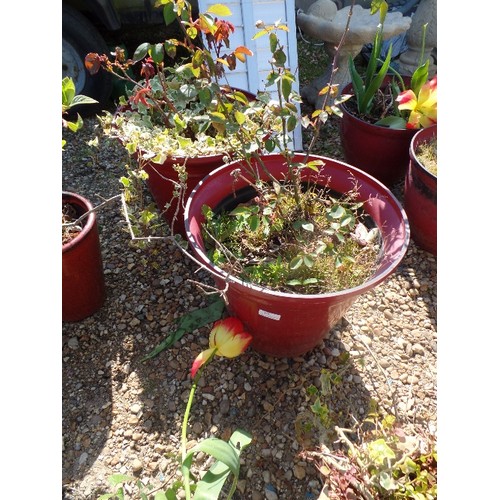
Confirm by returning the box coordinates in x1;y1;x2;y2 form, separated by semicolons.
185;153;410;300
62;191;96;254
409;124;437;181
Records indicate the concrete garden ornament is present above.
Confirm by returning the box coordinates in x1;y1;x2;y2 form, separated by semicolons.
296;0;411;109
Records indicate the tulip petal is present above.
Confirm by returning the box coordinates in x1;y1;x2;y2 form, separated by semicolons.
190;347;216;378
398;76;437;129
209;317;252;358
209;317;245;348
396;89;417;111
217;331;253;358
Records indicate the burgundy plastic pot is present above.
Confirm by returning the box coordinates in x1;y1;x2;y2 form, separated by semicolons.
184;153;410;358
144;155;224;238
143;154;226;237
340;77;417;187
62;192;106;322
117;88;255;237
404;125;437;255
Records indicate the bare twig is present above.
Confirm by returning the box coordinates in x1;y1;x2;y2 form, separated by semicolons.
62;194;122;228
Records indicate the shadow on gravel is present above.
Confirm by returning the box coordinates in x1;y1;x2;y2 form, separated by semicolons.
62;310;115;494
123;313;375;499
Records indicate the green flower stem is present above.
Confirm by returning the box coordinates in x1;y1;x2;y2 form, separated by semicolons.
182;376;198;500
181;349;217;500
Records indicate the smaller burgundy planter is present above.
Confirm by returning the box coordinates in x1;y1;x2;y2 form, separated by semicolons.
404;125;437;255
118;88;255;238
143;154;226;237
185;153;410;358
62;192;106;322
340;78;417;188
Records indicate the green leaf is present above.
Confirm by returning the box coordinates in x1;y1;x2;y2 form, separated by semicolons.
303;255;314;268
185;438;240;477
269;32;278;53
289;256;303;270
360;44;393;114
133;43;150;62
230;206;251;217
379;471;398;491
249;214;260;231
411;60;430;96
286;115;297;133
208;111;226;123
207;4;232;16
153;492;169;500
70;94;98;107
281;74;292;101
329;206;345;219
302;278;318;285
235;110;246;125
273;49;287;67
370;0;385;15
305;159;324;172
66;115;83;132
108;474;136;487
253;28;272;41
141;297;225;361
347;56;364;113
164;39;177;58
193;430;252;500
62;76;75;107
264;138;276;152
151;43;164;64
162;488;178;500
340;214;354;227
162;1;177;25
367;438;396;465
375;116;407;129
301;222;314;232
286;279;302;286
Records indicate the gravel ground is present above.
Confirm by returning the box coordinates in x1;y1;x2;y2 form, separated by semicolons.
62;103;437;499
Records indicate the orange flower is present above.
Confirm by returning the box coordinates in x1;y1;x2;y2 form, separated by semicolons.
129;85;151;108
190;317;252;378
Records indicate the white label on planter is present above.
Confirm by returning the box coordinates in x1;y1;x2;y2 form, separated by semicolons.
258;309;281;321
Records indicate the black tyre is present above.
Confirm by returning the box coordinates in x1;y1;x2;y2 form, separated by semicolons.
62;4;113;115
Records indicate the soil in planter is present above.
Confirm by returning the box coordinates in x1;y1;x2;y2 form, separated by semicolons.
62;202;83;245
201;183;381;295
416;137;437;176
343;84;402;125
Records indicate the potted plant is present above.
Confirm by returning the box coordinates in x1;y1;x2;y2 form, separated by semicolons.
404;123;437;255
85;0;276;237
182;14;410;358
62;77;106;321
339;1;437;187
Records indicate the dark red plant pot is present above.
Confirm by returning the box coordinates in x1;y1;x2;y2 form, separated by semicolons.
185;153;410;358
62;192;106;322
404;125;437;255
143;154;227;237
340;78;417;187
118;88;256;238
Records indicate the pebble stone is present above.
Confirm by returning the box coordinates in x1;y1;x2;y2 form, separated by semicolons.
62;116;437;499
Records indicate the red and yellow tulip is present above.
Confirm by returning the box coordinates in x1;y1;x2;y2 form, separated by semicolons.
396;76;437;129
190;317;252;378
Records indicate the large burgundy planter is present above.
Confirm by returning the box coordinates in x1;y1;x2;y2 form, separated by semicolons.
404;125;437;255
185;153;410;358
62;192;106;321
339;78;417;187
